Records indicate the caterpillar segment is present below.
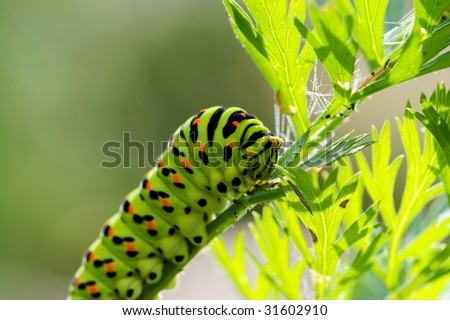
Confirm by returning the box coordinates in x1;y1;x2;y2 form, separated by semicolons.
102;213;164;284
68;106;283;299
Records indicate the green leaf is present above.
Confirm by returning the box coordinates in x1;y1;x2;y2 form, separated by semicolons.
350;4;449;103
275;200;315;267
355;123;403;227
397;243;450;298
332;0;389;69
387;32;423;83
248;207;303;299
223;0;314;135
407;274;450;299
223;0;274;86
385;104;446;291
331;230;388;297
441;166;450;205
413;0;449;33
213;232;272;299
334;201;381;257
295;4;356;100
408;85;450;166
301;132;374;170
408;106;450;165
396;108;444;225
399;211;450;262
418;51;450;76
325;172;361;246
276;130;310;169
421;17;450;64
279;166;321;217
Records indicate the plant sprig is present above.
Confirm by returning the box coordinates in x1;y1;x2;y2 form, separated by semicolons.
214;0;450;300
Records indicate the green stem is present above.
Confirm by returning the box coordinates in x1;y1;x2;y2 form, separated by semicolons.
137;186;286;300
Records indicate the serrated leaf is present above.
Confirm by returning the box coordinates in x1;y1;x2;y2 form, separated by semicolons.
325;172;361;244
332;0;389;69
421;18;450;64
248;207;303;299
408;86;450;166
398;243;450;298
319;168;339;210
335;158;365;229
350;4;449;103
356;122;402;227
275;200;315;267
281;166;323;214
223;0;274;84
302;132;374;170
419;51;450;78
212;233;259;299
396;109;444;224
223;0;313;134
277;130;310;169
407;275;450;299
295;4;356;100
399;211;450;262
388;32;423;83
334;201;381;257
413;0;449;33
339;230;388;286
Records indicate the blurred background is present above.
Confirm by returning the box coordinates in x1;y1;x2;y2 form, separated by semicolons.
0;0;448;299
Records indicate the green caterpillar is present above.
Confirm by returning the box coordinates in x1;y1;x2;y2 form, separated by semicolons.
68;106;283;299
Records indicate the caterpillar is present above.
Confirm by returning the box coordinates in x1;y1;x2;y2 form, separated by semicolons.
68;106;283;299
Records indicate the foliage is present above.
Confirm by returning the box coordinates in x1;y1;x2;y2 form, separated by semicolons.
211;0;450;300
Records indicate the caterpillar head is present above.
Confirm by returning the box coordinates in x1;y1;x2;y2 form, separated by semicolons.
240;129;283;182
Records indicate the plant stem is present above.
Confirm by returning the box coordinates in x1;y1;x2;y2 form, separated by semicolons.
137;186;286;300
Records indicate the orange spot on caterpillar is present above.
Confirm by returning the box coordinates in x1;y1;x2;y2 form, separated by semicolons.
172;175;181;183
193;118;201;125
146;221;156;230
88;252;96;262
240;112;247;117
73;278;80;286
227;141;234;147
248;151;255;157
145;181;152;190
105;263;115;273
232;121;240;127
126;243;136;251
107;227;115;237
88;285;98;294
180;159;191;168
128;204;135;214
198;143;205;152
161;199;170;207
158;160;164;167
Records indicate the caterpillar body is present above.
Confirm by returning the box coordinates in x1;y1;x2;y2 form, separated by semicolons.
68;106;283;299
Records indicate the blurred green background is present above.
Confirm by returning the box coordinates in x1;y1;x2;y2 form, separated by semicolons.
0;0;448;299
